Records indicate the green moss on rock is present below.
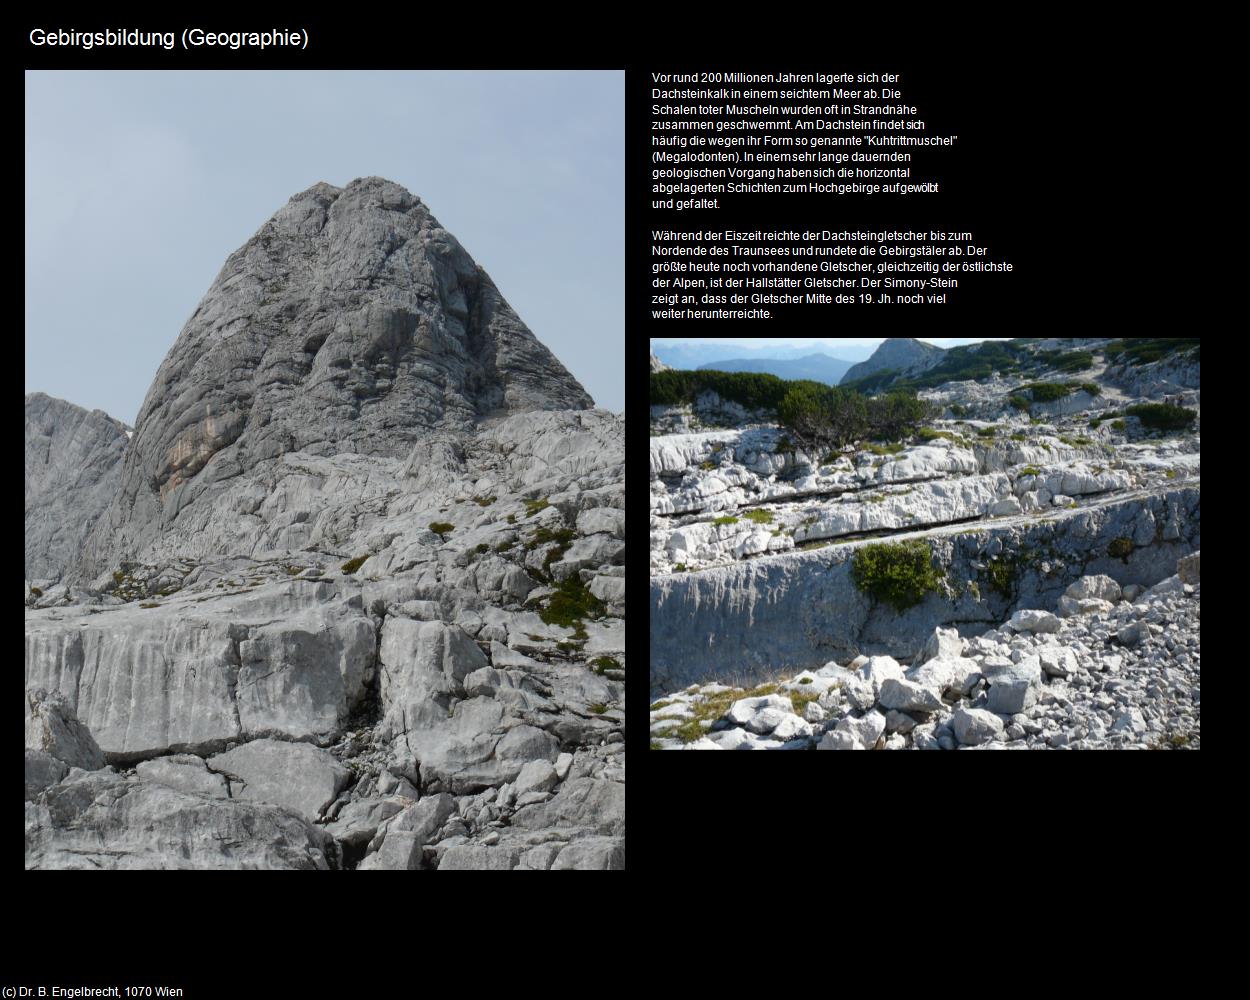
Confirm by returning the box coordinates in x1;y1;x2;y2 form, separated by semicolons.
1108;537;1134;559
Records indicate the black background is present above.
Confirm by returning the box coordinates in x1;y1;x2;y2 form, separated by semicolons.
21;20;1202;906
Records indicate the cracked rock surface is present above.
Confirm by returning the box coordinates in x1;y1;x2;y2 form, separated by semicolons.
25;178;623;869
650;337;1198;752
652;560;1200;751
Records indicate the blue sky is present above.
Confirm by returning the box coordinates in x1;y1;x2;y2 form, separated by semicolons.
25;70;624;422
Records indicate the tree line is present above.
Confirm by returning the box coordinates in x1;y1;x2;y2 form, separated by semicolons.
650;370;933;448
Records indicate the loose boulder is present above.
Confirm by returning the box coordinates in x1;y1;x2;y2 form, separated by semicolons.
209;739;350;820
952;708;1005;746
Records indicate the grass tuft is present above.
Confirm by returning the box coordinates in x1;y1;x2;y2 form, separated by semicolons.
523;497;551;518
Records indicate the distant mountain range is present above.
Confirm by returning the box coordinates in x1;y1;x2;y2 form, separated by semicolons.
696;353;853;385
651;341;876;370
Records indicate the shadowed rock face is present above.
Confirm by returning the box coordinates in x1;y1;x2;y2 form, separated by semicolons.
75;177;592;581
25;394;130;582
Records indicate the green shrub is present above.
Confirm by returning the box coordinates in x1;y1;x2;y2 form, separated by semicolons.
539;576;605;629
341;555;368;574
1089;418;1103;428
1103;338;1200;366
742;509;773;524
1022;382;1071;402
673;563;687;572
588;703;608;715
650;369;790;411
698;460;716;470
776;383;932;447
1020;465;1043;476
1125;403;1196;431
1108;537;1134;559
976;426;997;437
1010;432;1026;441
506;513;517;524
778;382;861;444
949;403;969;418
1112;419;1126;431
1077;382;1102;396
474;543;490;554
850;540;946;611
29;586;43;597
1165;469;1177;479
712;515;739;526
865;442;905;455
1008;395;1030;411
1045;349;1094;373
428;522;454;536
523;498;550;517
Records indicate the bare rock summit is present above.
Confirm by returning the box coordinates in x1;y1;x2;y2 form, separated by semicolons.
77;177;592;581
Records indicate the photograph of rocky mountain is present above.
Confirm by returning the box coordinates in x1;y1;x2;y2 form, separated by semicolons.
649;337;1200;750
25;72;624;869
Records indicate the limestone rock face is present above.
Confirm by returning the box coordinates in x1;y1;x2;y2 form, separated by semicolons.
76;177;592;582
25;769;334;870
25;393;130;582
26;177;625;868
25;579;373;760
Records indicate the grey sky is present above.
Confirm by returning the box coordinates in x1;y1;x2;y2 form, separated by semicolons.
25;70;623;423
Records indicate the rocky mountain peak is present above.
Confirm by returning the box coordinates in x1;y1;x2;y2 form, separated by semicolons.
75;177;594;580
25;393;130;582
841;337;945;384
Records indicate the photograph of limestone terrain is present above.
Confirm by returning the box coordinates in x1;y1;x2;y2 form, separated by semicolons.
25;71;624;868
649;337;1200;750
